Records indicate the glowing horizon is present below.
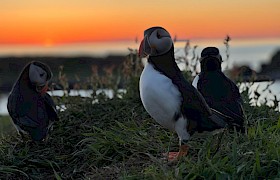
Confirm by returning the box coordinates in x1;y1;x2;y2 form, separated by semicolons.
1;0;280;46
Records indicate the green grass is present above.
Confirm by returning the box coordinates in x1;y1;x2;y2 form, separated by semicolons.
0;116;15;137
0;89;279;179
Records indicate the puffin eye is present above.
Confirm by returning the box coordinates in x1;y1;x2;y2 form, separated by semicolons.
157;32;161;39
40;73;44;77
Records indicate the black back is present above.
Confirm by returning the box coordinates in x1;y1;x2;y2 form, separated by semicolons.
197;70;245;128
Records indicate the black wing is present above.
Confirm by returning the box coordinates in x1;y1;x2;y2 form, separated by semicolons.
7;85;20;123
149;54;213;119
197;71;245;129
44;93;59;121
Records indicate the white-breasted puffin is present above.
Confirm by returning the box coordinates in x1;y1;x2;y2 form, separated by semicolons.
7;61;59;141
139;27;232;161
192;47;245;131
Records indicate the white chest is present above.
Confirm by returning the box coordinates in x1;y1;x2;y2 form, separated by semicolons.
139;63;182;130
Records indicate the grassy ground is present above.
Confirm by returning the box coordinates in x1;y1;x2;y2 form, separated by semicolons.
0;87;279;179
0;116;15;137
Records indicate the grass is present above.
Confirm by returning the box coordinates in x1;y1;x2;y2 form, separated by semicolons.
0;116;15;137
0;89;279;179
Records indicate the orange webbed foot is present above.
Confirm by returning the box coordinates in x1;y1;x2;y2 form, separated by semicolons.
164;144;189;162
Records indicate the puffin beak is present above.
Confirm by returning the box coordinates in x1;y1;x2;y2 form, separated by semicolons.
138;36;150;58
41;83;49;94
36;83;49;94
138;39;145;58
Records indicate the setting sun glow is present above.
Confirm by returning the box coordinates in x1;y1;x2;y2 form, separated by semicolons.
1;0;280;45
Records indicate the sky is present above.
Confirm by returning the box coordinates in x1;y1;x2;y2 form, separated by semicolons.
1;0;280;46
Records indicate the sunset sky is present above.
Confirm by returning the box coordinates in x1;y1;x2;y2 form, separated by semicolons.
1;0;280;46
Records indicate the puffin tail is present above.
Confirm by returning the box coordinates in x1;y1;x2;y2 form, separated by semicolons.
209;108;245;133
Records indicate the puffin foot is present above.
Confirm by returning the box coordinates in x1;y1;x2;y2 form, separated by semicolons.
166;144;189;162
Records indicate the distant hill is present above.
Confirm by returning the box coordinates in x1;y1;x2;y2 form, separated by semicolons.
224;49;280;82
259;49;280;79
0;55;126;92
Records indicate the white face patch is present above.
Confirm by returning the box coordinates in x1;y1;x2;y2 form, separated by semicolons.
140;27;173;57
29;63;47;86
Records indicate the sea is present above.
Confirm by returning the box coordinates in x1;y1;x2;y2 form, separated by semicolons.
0;38;280;115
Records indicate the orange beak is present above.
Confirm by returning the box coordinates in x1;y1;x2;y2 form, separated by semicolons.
138;38;149;58
40;83;49;94
138;39;145;57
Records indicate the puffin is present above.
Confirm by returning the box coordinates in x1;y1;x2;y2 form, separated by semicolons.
7;61;59;141
139;27;233;161
192;47;245;131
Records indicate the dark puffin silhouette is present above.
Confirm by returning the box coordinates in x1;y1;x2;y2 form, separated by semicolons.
7;61;59;141
192;47;245;132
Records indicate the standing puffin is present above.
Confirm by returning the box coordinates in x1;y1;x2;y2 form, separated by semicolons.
7;61;59;141
192;47;245;131
139;27;232;161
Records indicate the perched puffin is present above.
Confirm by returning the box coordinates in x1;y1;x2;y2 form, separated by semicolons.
192;47;245;131
139;27;232;161
7;61;59;141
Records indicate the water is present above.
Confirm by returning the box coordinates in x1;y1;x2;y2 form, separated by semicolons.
0;89;126;115
0;38;279;71
0;81;279;115
241;81;280;111
0;94;8;115
174;38;280;71
0;38;280;115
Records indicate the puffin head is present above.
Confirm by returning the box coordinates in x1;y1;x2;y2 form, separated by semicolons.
28;61;52;94
200;47;222;72
139;26;173;58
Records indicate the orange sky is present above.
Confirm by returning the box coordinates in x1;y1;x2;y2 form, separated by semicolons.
1;0;280;45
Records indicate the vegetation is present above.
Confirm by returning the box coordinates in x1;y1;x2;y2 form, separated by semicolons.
0;55;126;92
0;38;279;179
0;116;15;137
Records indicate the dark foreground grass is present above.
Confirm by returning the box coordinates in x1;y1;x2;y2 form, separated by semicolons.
0;116;15;137
0;90;279;179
